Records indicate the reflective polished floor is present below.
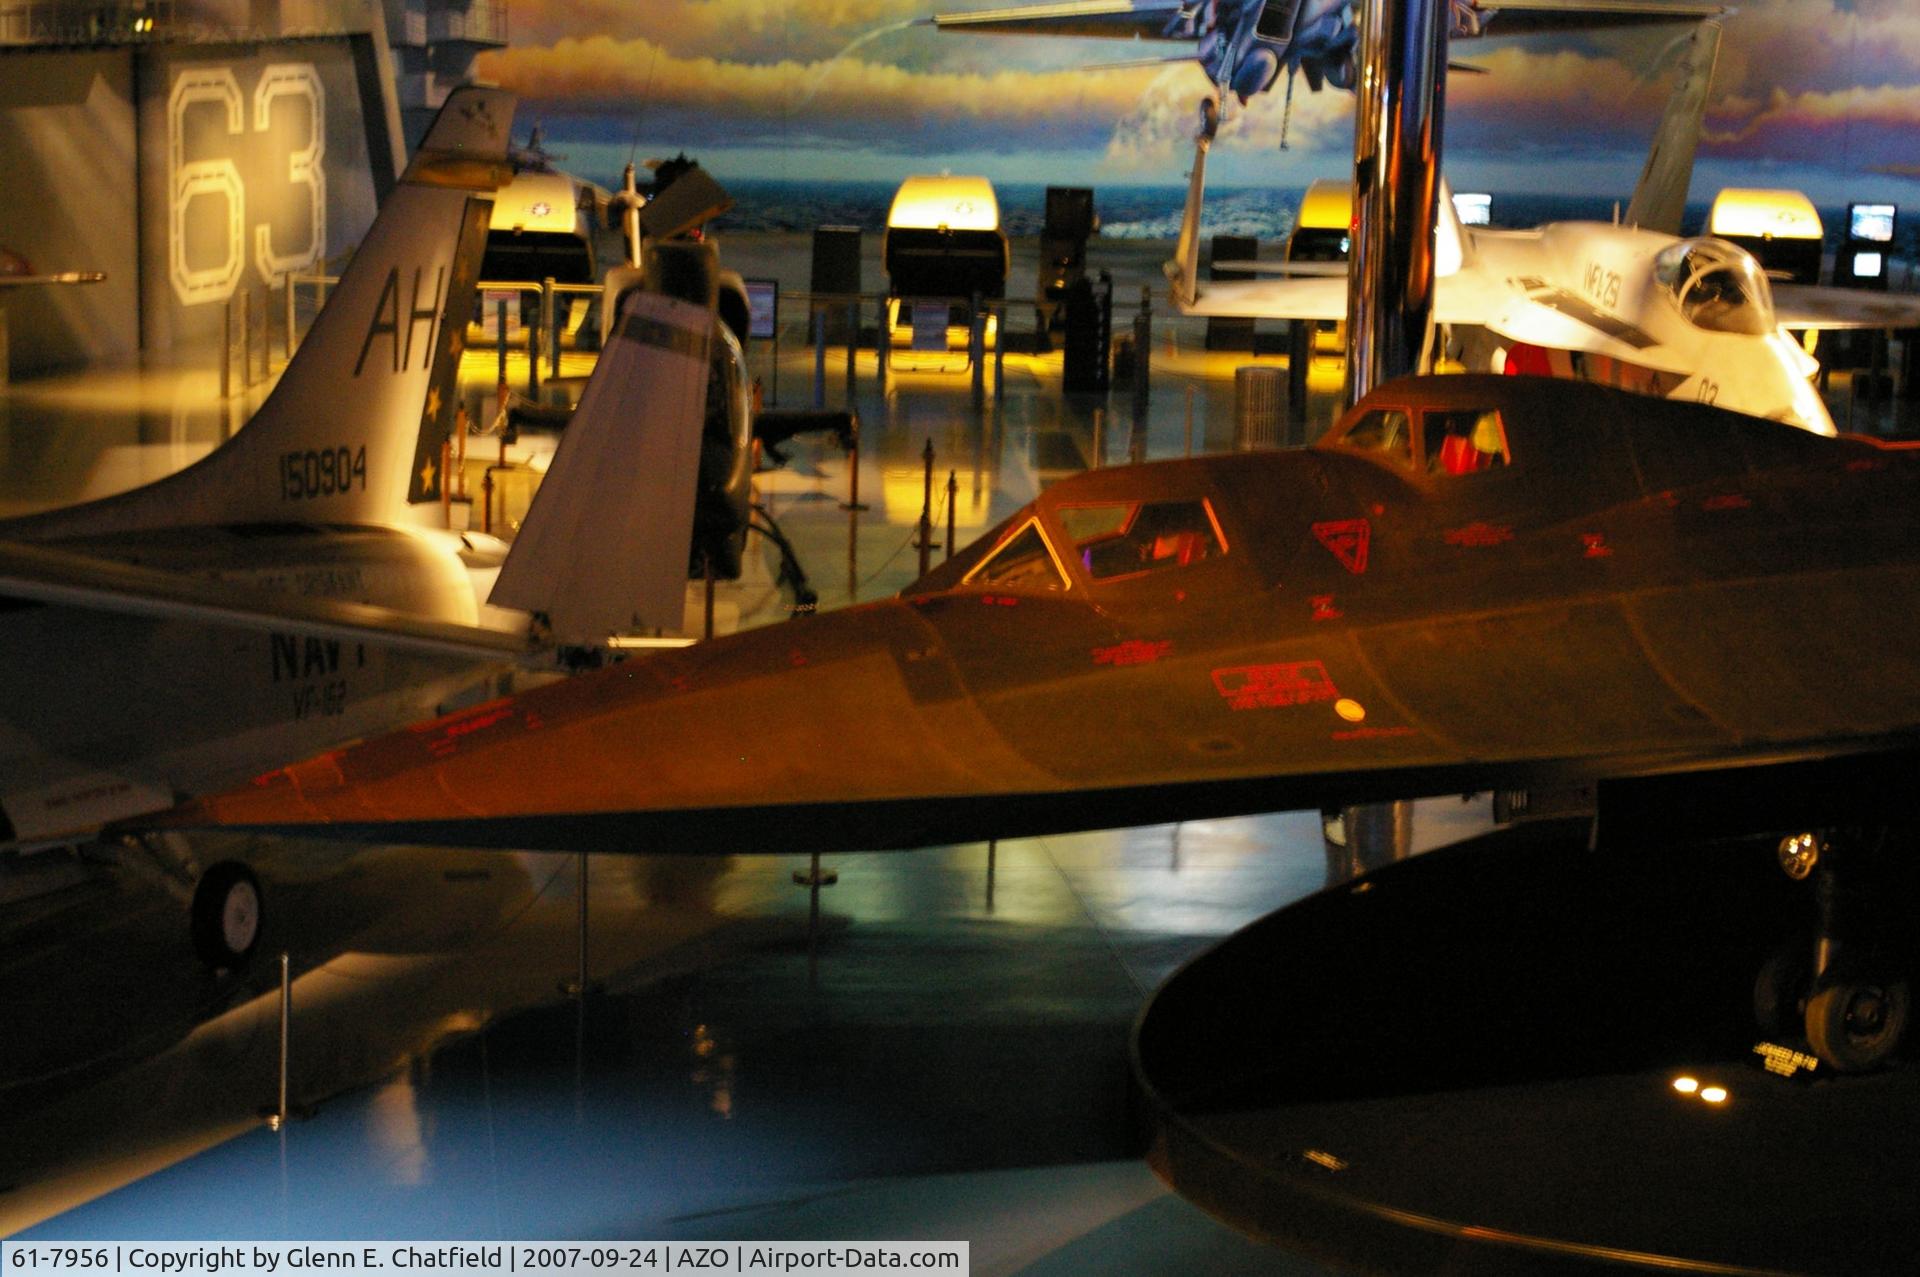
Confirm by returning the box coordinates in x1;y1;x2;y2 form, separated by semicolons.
4;231;1918;1269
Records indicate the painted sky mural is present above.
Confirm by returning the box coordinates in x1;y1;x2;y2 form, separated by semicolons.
476;0;1920;209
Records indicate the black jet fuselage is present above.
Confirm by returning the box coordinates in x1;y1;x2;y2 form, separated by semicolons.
165;375;1920;853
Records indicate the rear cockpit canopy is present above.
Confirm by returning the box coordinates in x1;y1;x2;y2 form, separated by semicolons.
1653;237;1777;337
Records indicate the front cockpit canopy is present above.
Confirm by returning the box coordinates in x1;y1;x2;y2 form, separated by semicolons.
1653;237;1777;337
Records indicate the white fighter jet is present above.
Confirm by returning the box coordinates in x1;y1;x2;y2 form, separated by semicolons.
0;86;728;966
1166;20;1920;435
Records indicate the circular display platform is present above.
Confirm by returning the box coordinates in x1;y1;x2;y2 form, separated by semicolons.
1134;819;1920;1274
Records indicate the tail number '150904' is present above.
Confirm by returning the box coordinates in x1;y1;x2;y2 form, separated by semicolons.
282;446;367;500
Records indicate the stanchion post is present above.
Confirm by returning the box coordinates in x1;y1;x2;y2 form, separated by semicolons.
986;839;997;913
575;851;589;997
917;439;935;577
703;554;717;640
272;951;290;1130
946;470;957;563
242;287;255;389
793;852;838;990
969;292;985;405
845;299;857;401
496;297;509;387
481;467;495;534
1134;285;1153;407
220;295;233;400
994;301;1006;403
547;277;561;379
1091;407;1105;469
839;416;867;511
812;306;827;409
529;290;544;395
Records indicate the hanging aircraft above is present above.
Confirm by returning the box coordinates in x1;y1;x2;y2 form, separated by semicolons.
153;373;1920;1069
1164;19;1920;435
931;0;1727;114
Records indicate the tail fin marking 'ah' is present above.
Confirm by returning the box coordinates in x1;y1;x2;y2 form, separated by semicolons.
1622;19;1721;236
5;87;515;541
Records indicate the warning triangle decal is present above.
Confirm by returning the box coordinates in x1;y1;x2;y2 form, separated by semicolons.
1312;518;1371;574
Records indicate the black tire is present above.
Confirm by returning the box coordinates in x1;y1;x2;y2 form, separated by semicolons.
191;860;262;970
1753;945;1810;1038
1805;977;1910;1074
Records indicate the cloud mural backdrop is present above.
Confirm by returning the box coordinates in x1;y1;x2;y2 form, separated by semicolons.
476;0;1920;212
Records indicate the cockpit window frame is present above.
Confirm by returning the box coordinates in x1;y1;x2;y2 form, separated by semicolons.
959;515;1073;593
1053;497;1232;585
1419;407;1512;477
1329;406;1418;470
1652;236;1777;337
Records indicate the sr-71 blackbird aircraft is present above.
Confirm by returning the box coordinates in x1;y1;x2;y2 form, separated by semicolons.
933;0;1725;107
1167;19;1920;435
160;374;1920;1069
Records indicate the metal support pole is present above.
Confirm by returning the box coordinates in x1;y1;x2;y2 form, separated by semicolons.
242;287;255;389
574;852;589;997
812;307;827;409
220;295;233;400
840;418;867;511
547;278;561;379
481;468;495;535
945;471;957;562
793;853;838;989
917;439;934;578
529;292;544;395
875;297;889;387
1091;407;1105;469
1134;285;1153;407
970;293;985;405
703;555;717;640
271;951;290;1130
994;302;1006;403
496;297;509;387
845;301;857;401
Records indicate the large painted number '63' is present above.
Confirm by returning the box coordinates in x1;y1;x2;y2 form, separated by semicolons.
168;64;326;306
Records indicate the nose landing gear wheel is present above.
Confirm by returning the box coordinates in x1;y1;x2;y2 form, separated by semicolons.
191;860;262;970
1805;978;1909;1074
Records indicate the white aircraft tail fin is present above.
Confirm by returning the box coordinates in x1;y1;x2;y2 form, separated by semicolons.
7;87;516;541
488;289;714;644
1165;101;1217;308
1623;19;1721;236
1436;178;1469;276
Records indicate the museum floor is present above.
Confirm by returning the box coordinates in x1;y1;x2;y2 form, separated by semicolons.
3;238;1918;1270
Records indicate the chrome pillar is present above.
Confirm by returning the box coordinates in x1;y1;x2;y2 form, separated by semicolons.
1338;0;1449;874
1344;0;1449;405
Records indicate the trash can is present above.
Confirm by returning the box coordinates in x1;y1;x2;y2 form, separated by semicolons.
1234;365;1288;450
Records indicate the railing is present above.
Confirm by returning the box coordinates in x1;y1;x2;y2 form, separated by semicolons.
427;0;505;45
0;0;174;44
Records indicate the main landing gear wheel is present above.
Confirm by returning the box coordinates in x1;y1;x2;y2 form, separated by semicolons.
1805;978;1910;1074
191;860;262;970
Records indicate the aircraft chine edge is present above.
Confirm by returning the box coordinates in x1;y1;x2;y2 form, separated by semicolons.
147;372;1920;1067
